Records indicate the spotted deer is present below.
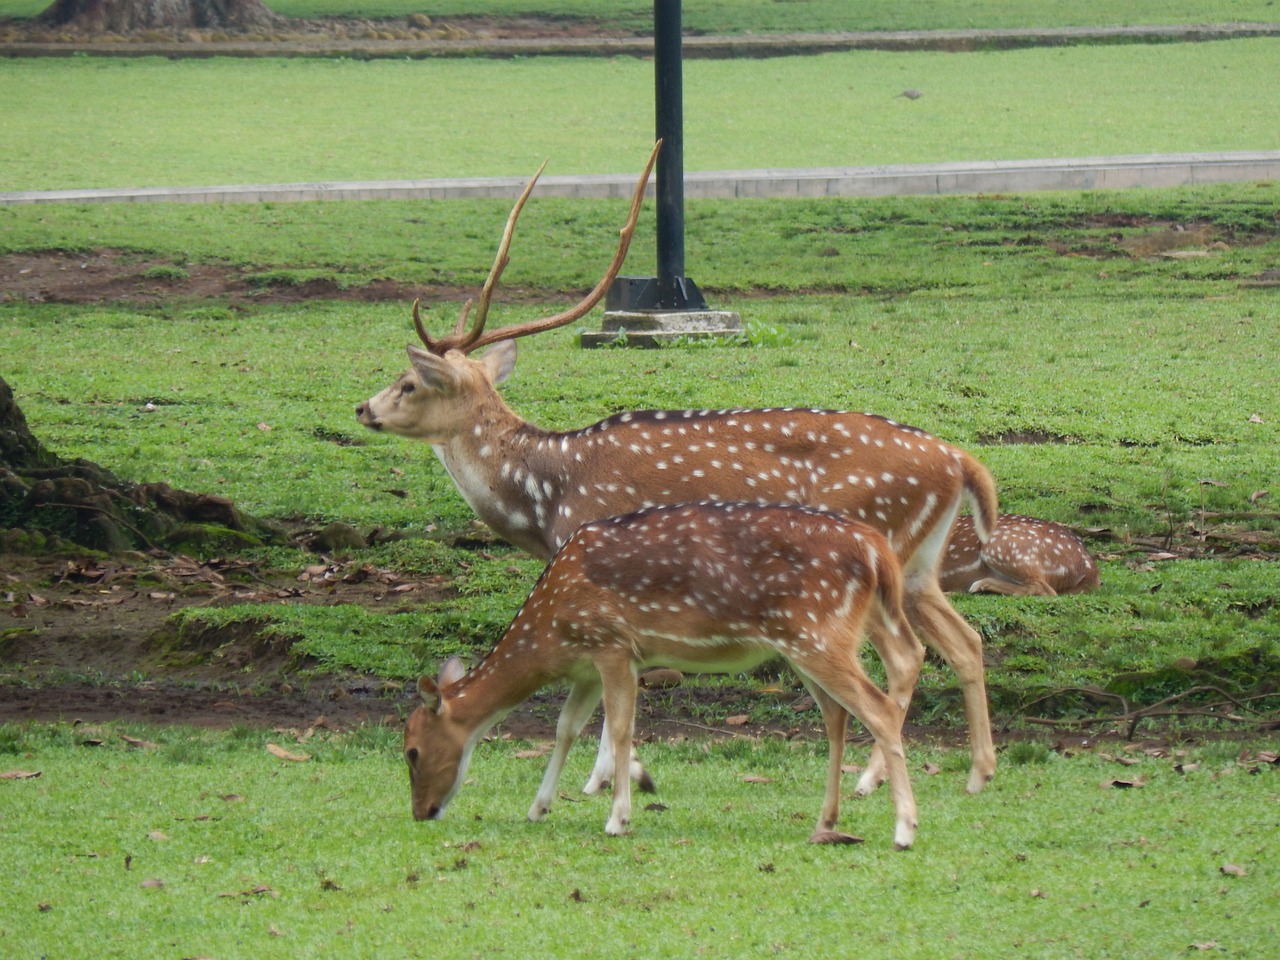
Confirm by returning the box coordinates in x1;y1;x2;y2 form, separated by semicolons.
405;502;925;849
940;515;1099;596
357;143;1001;795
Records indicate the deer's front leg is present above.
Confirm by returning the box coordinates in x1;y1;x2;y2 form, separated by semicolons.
598;659;640;836
529;676;602;822
583;719;657;796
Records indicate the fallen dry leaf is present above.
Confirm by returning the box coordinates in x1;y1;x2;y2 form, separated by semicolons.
0;770;41;780
724;714;750;726
1102;777;1146;789
139;878;165;889
121;736;158;750
922;762;942;776
266;743;311;763
148;830;169;842
808;830;864;845
1219;863;1248;878
1249;489;1270;504
742;774;774;784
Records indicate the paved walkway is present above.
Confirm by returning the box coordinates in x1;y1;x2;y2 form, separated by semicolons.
4;152;1279;206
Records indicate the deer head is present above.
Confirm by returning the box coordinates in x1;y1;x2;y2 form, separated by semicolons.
357;142;660;442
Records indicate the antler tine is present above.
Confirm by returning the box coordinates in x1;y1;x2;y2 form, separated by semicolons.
409;162;546;356
462;140;662;354
451;298;474;339
412;299;441;351
451;159;548;353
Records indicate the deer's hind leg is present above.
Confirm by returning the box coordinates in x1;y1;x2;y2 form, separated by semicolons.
800;682;850;837
793;642;918;850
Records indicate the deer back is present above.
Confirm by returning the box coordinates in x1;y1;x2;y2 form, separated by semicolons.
521;408;999;571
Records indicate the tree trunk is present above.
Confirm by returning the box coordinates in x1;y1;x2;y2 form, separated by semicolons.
2;376;278;553
37;0;281;33
0;376;55;471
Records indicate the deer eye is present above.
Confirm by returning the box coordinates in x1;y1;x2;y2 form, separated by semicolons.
400;381;416;395
406;747;419;765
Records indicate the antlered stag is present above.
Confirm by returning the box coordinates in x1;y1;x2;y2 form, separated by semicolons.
940;515;1099;596
405;502;925;849
358;143;1001;794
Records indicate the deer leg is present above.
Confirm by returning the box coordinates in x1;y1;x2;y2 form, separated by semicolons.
800;681;849;834
854;609;924;797
583;717;656;797
529;676;602;822
904;582;996;793
598;658;640;836
797;652;917;850
969;575;1057;597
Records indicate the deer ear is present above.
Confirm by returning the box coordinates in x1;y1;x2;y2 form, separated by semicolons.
481;340;517;385
417;675;444;712
438;656;466;688
418;658;463;714
406;345;460;393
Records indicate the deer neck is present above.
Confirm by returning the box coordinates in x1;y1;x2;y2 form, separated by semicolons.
432;401;565;560
445;642;559;736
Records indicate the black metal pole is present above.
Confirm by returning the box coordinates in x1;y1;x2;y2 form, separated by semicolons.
654;0;685;309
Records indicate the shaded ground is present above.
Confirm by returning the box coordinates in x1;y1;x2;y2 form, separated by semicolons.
2;13;1277;60
0;547;875;741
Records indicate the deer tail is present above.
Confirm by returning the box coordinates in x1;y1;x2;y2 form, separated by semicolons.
960;451;1000;545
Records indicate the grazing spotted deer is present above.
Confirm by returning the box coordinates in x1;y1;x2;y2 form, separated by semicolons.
404;502;925;849
358;143;1001;795
940;515;1100;596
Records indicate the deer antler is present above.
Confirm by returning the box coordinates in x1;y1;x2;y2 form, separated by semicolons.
414;140;662;356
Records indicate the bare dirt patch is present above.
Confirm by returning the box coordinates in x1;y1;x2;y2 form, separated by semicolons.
0;548;829;741
0;249;565;310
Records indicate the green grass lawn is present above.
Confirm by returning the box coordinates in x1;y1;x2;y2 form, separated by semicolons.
1;724;1276;960
3;183;1278;711
2;37;1278;190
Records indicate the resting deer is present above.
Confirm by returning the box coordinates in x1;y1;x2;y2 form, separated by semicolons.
358;142;1001;795
940;515;1099;596
405;502;925;849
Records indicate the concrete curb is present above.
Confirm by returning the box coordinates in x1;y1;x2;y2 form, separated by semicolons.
4;152;1278;206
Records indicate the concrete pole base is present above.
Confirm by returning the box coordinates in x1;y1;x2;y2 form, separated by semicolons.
582;309;744;348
